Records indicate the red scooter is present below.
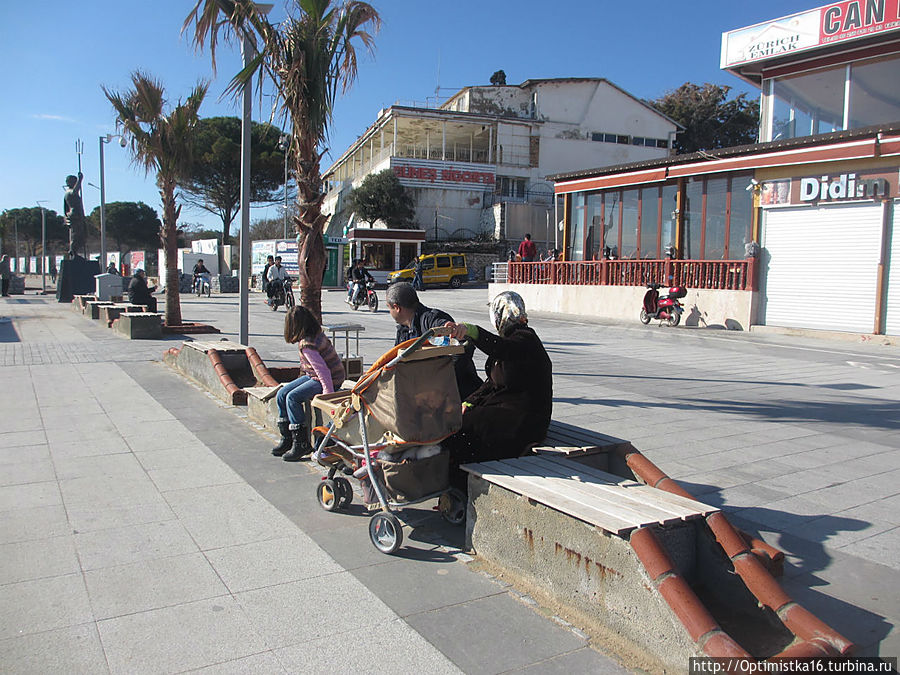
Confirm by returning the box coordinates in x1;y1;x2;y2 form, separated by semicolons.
640;283;687;327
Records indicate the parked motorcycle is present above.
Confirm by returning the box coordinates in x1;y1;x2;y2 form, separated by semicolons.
640;283;686;327
269;278;295;311
348;279;378;312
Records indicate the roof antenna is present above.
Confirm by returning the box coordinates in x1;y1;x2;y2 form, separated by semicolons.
435;50;441;106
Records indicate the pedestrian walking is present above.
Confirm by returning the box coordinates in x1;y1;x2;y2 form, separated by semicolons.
412;256;424;291
0;254;10;297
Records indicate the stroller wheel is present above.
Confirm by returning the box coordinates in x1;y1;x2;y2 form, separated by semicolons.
369;512;403;554
438;488;467;526
317;479;340;512
334;477;353;508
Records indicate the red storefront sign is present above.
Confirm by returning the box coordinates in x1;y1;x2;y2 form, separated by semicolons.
721;0;900;67
392;160;495;190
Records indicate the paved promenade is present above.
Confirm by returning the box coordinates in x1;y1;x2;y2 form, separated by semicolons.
1;286;897;671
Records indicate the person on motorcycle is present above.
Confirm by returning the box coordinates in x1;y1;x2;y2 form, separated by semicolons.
192;259;211;293
346;259;373;306
267;256;288;304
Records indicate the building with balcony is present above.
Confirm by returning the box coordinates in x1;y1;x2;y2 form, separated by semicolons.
510;1;900;336
322;78;678;273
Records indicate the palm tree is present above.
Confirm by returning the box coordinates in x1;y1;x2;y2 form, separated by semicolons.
184;0;380;322
102;72;208;327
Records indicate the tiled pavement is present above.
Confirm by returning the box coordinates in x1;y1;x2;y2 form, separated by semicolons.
0;296;626;674
1;286;898;671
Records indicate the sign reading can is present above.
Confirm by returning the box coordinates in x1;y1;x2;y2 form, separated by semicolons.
721;0;900;68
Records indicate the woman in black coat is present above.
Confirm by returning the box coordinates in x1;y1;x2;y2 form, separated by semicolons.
444;291;552;487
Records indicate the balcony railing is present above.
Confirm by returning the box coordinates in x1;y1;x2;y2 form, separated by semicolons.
502;259;755;291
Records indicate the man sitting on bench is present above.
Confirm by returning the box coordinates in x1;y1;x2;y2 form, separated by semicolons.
127;268;157;312
444;290;552;490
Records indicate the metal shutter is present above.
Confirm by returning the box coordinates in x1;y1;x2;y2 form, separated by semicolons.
762;203;883;333
886;201;900;336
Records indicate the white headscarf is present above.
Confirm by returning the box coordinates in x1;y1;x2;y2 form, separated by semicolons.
489;291;527;334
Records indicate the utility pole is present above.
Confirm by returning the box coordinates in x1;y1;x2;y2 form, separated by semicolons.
36;201;48;294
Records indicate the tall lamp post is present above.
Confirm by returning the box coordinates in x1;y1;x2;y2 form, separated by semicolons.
36;201;48;293
238;3;273;346
278;133;290;240
99;133;125;270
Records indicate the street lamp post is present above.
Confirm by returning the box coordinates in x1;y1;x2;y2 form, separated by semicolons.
278;134;290;240
36;201;48;294
99;133;124;270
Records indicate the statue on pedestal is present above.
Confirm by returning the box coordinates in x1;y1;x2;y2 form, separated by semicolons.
63;172;86;258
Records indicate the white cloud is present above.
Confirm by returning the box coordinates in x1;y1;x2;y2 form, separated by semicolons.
31;113;76;123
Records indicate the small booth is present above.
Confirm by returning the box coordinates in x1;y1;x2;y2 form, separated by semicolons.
346;227;426;285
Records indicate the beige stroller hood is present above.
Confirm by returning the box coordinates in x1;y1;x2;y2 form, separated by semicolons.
355;343;463;445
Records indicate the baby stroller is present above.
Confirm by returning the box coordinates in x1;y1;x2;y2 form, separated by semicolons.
310;326;467;554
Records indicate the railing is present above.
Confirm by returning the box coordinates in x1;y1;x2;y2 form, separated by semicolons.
505;259;755;291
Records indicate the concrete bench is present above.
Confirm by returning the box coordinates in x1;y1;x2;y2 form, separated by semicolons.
99;303;146;326
461;423;848;669
84;300;116;320
72;295;97;312
112;312;162;339
462;454;719;669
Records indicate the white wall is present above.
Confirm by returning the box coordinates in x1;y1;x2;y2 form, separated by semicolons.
490;282;756;330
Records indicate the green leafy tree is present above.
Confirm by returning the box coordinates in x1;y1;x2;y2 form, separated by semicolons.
490;69;506;86
347;169;415;228
103;71;208;327
185;0;381;322
87;201;161;255
0;207;67;256
650;83;759;154
250;216;286;241
181;116;291;245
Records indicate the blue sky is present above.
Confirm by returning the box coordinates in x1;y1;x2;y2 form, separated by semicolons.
0;0;817;236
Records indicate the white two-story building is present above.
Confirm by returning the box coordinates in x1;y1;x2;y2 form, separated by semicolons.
323;77;678;272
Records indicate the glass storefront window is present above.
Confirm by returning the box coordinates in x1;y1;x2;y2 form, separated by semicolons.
728;177;753;259
398;243;417;269
587;193;604;260
362;242;394;269
621;189;639;259
640;187;659;258
849;55;900;128
769;66;846;141
661;184;678;252
569;193;585;261
705;178;728;259
683;179;704;259
604;191;620;257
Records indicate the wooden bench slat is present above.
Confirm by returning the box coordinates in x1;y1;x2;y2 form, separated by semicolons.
510;457;702;524
546;456;718;515
462;461;637;535
492;458;690;528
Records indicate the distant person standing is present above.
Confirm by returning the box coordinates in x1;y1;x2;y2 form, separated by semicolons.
1;254;10;296
412;256;424;291
107;261;120;275
517;233;537;262
261;254;274;294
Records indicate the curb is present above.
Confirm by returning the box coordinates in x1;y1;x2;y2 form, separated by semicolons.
616;444;853;659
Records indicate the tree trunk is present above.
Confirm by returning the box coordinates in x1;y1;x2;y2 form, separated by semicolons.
160;180;182;327
294;133;327;324
222;213;233;246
